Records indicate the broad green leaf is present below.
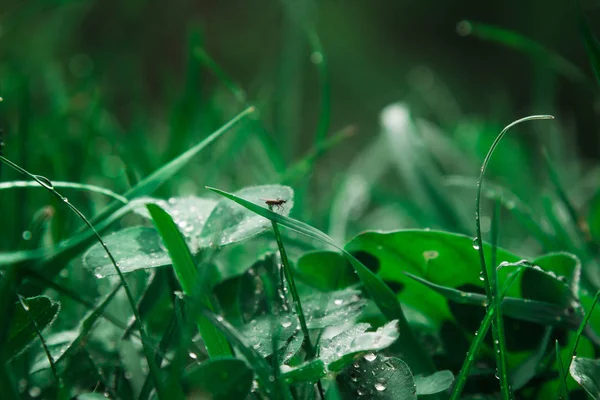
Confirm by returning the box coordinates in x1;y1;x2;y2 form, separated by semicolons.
320;320;400;372
183;357;253;400
147;204;231;358
5;295;60;360
569;356;600;399
336;355;417;399
346;229;521;328
199;185;294;247
296;251;357;291
83;227;170;277
281;359;326;383
414;370;454;395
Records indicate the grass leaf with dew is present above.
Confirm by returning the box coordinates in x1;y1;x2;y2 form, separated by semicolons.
321;320;400;372
473;115;554;399
336;354;417;400
206;185;436;375
147;203;232;358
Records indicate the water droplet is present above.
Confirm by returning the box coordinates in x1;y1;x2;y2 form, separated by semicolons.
374;382;386;391
21;301;29;311
28;387;41;397
310;52;323;64
22;230;32;241
334;299;343;306
34;175;54;190
364;353;377;362
281;317;292;328
189;352;197;359
174;291;185;299
472;238;480;250
95;273;104;279
479;272;484;281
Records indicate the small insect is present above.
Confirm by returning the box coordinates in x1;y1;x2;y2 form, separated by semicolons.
260;197;287;211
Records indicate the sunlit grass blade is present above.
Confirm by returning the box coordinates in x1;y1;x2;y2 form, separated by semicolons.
87;106;254;226
206;186;436;375
0;180;128;203
474;115;554;399
147;203;232;358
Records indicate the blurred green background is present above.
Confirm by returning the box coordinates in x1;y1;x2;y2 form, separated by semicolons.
1;0;600;248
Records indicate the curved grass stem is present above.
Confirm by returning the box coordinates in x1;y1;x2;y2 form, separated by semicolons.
474;115;554;399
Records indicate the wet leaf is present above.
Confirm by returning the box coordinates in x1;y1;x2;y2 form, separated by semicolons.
321;320;400;372
570;356;600;399
83;227;170;277
337;354;417;399
199;185;294;247
5;295;60;360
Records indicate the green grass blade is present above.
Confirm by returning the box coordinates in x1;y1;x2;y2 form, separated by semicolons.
0;180;128;203
87;106;254;226
461;21;591;88
449;306;494;400
146;203;232;358
474;115;554;399
566;290;600;375
556;340;570;400
206;186;436;375
268;216;314;357
578;11;600;87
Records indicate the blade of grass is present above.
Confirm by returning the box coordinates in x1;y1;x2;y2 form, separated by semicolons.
578;10;600;87
206;186;436;375
565;290;600;376
86;106;254;227
0;156;168;399
266;204;323;398
556;340;570;400
450;260;527;399
474;115;554;399
146;203;232;358
0;180;128;203
460;21;592;88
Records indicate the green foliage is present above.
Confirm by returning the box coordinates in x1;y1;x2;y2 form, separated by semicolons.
2;3;600;399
